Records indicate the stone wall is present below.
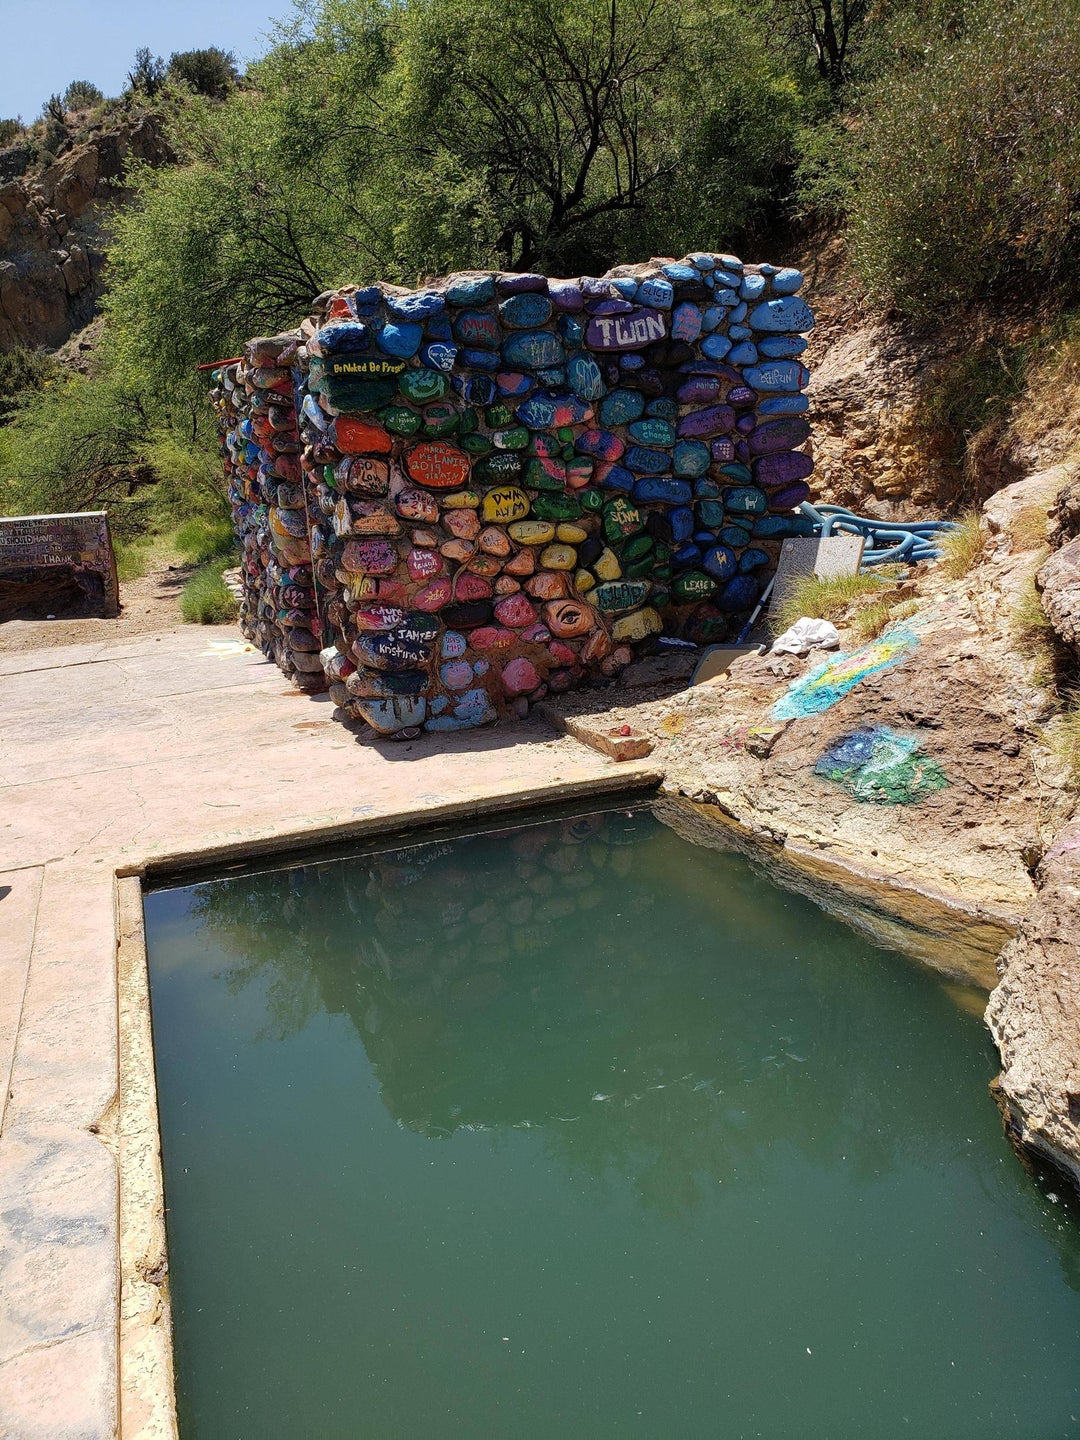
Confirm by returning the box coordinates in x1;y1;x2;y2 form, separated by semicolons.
213;253;816;734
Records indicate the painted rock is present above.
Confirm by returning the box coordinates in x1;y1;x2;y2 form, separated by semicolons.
677;405;736;439
349;501;401;535
628;418;676;446
549;279;585;312
481;487;531;524
744;361;810;393
626;446;670;476
479;526;512;556
441;630;468;658
355;631;433;671
596;463;634;493
771;267;803;295
568;355;605;401
440;660;474;690
439;539;475;563
340;457;391;496
723;485;768;515
492;425;530;451
497;370;534;397
636;276;674;309
717;574;761;611
676;376;719;405
442;600;494;630
719;462;753;484
739;272;766;301
454;572;494;602
739;547;770;571
671;301;703;343
671;507;695;542
502;331;564;369
376;323;424;358
441;489;482;509
473;452;524;485
395;490;440;523
453;310;502;349
611;606;662;642
753;450;815;488
355;697;427;734
422;342;458;372
622;534;654;563
494;594;539;628
593;580;650;614
748;296;814;333
354;604;407;632
494;576;521;595
422;400;460;436
768;481;812;511
574;569;596;592
524;457;566;491
411;529;440;551
566;458;594;489
702;545;738;581
334;417;393;454
748;418;811;456
710;436;736;465
444;508;481;540
576;428;625;462
531;492;583;523
446;274;495;305
633;477;693;506
504;549;536;576
398;368;448;403
701;334;732;361
499;292;553;328
470;626;516;650
540;544;577;570
501;657;542;696
581;628;611;663
405;441;472;489
673;440;711;477
508;520;556;545
341;538;398;575
603;497;644;542
726;385;757;409
543;598;597;638
548;641;578;667
556;523;588;544
426;688;498;730
672;570;716;601
585;307;667;351
526;571;570;600
413;577;455;610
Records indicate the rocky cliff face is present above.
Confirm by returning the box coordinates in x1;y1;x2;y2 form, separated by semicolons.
0;117;171;351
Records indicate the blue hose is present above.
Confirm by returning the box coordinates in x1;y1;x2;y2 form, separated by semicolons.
797;502;958;567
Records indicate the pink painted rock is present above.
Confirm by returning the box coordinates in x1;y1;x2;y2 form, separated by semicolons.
408;547;444;581
521;623;551;643
444;508;481;540
341;539;398;575
525;572;569;601
396;489;440;523
504;550;536;577
413;578;455;611
411;527;440;548
501;656;542;696
547;640;579;667
479;526;512;556
441;660;474;690
354;604;407;632
471;626;517;650
494;593;538;628
543;598;596;639
454;572;493;602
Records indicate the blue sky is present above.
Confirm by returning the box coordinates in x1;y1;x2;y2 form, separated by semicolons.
0;0;297;123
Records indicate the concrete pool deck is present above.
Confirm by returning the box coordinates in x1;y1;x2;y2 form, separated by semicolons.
0;628;661;1439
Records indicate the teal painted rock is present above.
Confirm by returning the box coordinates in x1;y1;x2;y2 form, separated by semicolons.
399;369;448;403
593;579;650;613
632;477;692;505
502;331;564;369
696;498;725;528
628;418;676;446
673;440;711;477
599;389;645;427
723;485;768;515
568;354;605;401
718;462;753;484
499;292;553;328
747;296;814;333
453;310;502;349
446;275;496;305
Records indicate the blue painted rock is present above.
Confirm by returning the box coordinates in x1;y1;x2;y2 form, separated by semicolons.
671;302;703;343
633;476;693;505
696;498;725;528
593;579;650;613
426;689;498;730
585;307;667;351
677;404;735;439
498;272;547;295
461;375;496;405
753;450;814;487
771;267;803;295
441;630;468;658
589;296;635;315
376;323;424;358
662;263;697;283
386;290;444;321
702;544;738;581
619;353;644;371
739;273;767;301
739;547;770;571
744;361;811;393
635;276;674;309
502;330;565;369
317;321;370;353
597;463;634;492
673;541;701;566
549;279;584;312
717;574;761;611
759;335;808;358
440;660;474;690
718;524;752;547
626;445;671;476
672;507;695;542
728;342;758;367
453;310;502;349
758;394;810;416
726;384;757;409
749;418;811;456
497;370;534;397
768;481;812;511
688;252;716;271
599;389;645;426
629;418;676;446
673;437;714;478
576;429;625;462
499;292;553;328
355;697;427;734
701;334;732;361
535;365;566;388
568;355;605;401
420;342;457;371
462;348;500;370
748;296;814;333
723;485;768;514
446;275;496;305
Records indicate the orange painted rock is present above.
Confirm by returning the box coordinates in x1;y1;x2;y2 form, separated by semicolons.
525;572;570;601
504;550;536;577
411;528;440;547
396;490;440;524
406;441;472;489
543;598;597;638
479;526;512;557
440;539;476;562
580;628;612;663
335;417;393;455
444;508;481;540
467;553;503;577
494;576;521;595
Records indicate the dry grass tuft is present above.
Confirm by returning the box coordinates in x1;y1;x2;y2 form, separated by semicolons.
773;570;885;632
1011;574;1057;687
1010;504;1050;551
940;511;985;578
1049;696;1080;789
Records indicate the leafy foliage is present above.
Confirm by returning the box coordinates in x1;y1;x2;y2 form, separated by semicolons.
128;47;167;99
0;118;21;146
167;48;240;99
63;80;104;111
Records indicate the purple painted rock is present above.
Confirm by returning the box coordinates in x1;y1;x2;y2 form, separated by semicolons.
710;436;736;465
549;280;584;312
677;404;736;439
501;656;543;695
671;302;703;343
768;481;813;511
726;385;756;408
497;272;548;295
676;376;720;405
753;450;815;488
749;418;812;456
735;412;757;435
585;307;668;351
341;539;397;575
493;593;539;629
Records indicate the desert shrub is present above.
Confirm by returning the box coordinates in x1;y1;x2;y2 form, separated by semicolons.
0;347;56;424
167;48;239;99
847;0;1080;313
181;557;238;623
0;118;21;146
63;80;104;111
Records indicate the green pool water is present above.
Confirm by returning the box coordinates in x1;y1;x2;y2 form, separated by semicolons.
144;803;1080;1439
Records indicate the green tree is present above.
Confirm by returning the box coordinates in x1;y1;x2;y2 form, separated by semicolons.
62;79;104;111
128;47;167;98
167;47;240;99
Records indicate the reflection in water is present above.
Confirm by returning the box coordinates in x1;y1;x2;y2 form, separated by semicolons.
148;805;1080;1440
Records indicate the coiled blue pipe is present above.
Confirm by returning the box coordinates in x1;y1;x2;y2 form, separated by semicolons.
797;502;959;566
